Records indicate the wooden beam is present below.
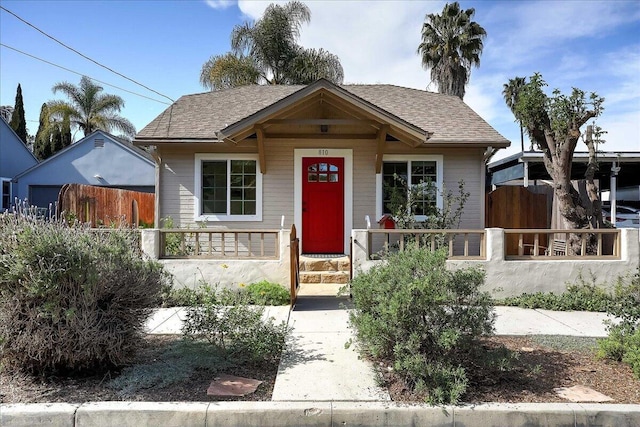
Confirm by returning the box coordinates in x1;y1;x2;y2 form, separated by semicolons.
256;126;266;174
375;124;389;174
263;133;377;140
262;118;380;126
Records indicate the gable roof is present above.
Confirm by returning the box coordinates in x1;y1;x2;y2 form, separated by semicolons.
135;79;509;147
0;118;38;162
14;130;154;180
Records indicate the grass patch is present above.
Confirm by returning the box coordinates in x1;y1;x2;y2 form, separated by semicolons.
107;339;231;397
528;335;598;353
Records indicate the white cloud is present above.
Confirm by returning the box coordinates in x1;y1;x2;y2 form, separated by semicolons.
234;0;639;158
205;0;235;10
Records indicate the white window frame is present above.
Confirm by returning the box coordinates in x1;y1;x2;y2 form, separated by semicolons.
1;177;11;211
194;153;262;222
375;155;443;222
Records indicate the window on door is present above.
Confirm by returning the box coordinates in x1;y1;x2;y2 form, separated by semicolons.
194;154;262;221
377;156;443;221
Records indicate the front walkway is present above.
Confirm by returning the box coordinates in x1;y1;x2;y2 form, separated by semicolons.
270;296;390;401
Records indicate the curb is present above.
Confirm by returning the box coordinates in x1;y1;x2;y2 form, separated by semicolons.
2;401;640;427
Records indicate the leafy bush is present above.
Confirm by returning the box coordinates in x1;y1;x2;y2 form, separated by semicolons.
498;283;613;312
182;286;290;366
160;285;204;307
349;247;494;404
0;212;166;374
161;280;290;307
597;268;640;377
244;280;290;305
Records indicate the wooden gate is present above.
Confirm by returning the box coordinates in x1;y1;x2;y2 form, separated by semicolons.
486;186;550;255
290;224;300;306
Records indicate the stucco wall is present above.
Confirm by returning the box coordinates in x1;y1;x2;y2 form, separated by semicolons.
141;229;291;290
352;228;640;298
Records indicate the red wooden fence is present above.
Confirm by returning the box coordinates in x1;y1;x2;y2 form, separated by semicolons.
57;184;154;227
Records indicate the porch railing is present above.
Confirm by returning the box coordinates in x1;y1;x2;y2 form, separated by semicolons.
159;229;280;259
367;229;486;260
504;229;621;260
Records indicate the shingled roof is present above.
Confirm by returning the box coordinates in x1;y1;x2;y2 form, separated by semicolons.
135;80;509;147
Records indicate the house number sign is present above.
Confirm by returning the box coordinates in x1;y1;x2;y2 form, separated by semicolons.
318;149;330;156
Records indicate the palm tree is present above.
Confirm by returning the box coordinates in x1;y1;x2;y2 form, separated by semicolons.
48;76;136;138
503;76;527;152
418;2;486;99
200;1;343;90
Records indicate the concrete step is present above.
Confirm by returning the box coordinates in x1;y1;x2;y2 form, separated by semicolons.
299;270;350;285
297;282;347;296
299;255;350;272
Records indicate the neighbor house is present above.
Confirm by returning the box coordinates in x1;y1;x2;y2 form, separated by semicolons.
0;118;38;210
134;79;509;256
13;130;155;208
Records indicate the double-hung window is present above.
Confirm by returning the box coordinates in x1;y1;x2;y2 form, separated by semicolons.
194;154;262;221
376;155;443;221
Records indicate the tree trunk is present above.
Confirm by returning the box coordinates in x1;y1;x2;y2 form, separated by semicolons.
543;136;588;255
584;125;604;229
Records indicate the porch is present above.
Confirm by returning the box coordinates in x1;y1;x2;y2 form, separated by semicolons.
140;227;639;298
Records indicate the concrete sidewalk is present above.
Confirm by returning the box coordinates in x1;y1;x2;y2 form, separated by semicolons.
146;304;613;338
493;306;612;337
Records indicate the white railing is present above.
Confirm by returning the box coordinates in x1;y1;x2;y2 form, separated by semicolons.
367;229;486;260
503;229;621;260
159;229;280;259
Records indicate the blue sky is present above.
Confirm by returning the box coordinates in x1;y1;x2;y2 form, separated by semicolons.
1;0;638;160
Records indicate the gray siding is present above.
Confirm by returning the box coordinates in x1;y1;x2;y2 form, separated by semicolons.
159;141;484;232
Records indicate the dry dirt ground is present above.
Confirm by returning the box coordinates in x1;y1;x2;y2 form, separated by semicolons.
1;335;639;404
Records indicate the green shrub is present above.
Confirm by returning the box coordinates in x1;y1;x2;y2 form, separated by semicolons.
160;280;290;307
0;212;166;374
597;268;640;378
181;286;290;366
160;285;204;307
244;280;290;305
497;273;615;312
349;247;494;404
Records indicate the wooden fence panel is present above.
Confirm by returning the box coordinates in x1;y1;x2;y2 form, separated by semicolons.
57;184;154;227
486;186;549;255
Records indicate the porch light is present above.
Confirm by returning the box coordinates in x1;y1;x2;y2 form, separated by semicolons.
320;124;329;133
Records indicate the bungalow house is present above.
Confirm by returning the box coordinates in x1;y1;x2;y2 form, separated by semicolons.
134;79;510;258
0;118;38;210
13;130;155;209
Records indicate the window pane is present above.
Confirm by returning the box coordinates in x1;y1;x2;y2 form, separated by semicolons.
244;201;256;215
230;201;243;215
308;173;317;182
382;162;408;214
411;161;437;215
319;173;328;182
329;164;338;172
319;163;328;172
244;188;256;201
230;188;243;200
202;161;227;214
308;164;317;172
329;173;339;182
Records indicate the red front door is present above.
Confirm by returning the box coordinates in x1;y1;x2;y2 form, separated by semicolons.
302;157;344;253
